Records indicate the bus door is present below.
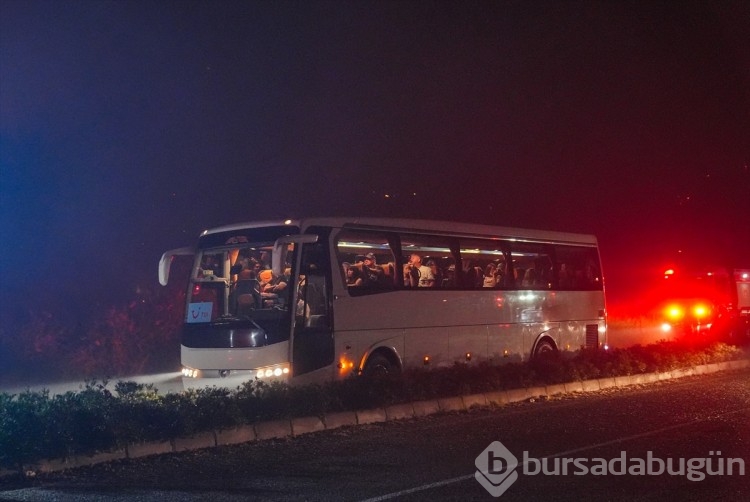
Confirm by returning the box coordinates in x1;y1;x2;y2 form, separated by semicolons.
292;235;335;376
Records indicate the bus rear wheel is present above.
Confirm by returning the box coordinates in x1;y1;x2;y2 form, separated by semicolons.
534;339;557;358
363;353;398;378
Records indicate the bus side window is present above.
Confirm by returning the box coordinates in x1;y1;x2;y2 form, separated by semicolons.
335;230;397;293
553;245;602;291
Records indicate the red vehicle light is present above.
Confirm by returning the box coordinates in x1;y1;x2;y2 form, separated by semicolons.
665;304;684;321
692;304;710;319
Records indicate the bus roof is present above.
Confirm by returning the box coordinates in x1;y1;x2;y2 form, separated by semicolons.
200;217;598;246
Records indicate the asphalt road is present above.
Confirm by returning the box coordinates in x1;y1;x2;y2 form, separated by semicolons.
1;368;748;501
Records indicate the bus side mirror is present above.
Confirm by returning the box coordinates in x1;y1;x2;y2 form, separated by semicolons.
272;234;319;276
158;246;194;286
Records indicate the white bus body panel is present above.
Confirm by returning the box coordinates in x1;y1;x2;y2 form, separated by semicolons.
331;288;605;376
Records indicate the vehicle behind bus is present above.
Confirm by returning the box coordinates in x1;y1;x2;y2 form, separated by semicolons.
659;267;750;342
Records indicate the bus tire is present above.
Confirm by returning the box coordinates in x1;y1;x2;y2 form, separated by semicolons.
533;339;557;358
363;352;399;378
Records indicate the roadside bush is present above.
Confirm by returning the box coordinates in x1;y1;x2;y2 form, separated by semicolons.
177;387;244;434
50;383;117;455
0;341;746;473
0;391;57;472
110;382;178;444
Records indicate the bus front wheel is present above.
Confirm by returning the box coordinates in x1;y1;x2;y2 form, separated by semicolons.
363;353;398;378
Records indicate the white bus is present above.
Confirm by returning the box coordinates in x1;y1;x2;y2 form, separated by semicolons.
159;218;607;388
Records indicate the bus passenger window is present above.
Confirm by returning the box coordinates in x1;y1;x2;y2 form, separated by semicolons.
335;230;397;293
458;239;509;290
399;234;456;289
509;242;553;290
553;245;602;291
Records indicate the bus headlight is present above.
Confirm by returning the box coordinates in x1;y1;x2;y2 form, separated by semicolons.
255;364;290;379
182;366;200;378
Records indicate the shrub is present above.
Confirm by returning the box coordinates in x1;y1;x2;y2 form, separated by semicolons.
0;341;746;473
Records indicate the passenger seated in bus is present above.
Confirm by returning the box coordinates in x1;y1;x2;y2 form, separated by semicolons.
426;260;442;288
492;260;506;288
259;250;272;270
363;253;388;287
405;253;435;287
346;266;364;286
234;266;261;315
256;269;288;307
462;261;483;288
522;268;537;288
257;268;271;287
443;260;457;287
483;263;497;288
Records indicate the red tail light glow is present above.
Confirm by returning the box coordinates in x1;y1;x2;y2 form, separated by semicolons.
692;304;710;318
665;305;684;321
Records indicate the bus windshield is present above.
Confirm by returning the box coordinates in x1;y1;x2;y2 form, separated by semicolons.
185;227;297;347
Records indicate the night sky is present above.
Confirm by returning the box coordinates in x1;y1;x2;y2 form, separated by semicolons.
1;0;749;323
